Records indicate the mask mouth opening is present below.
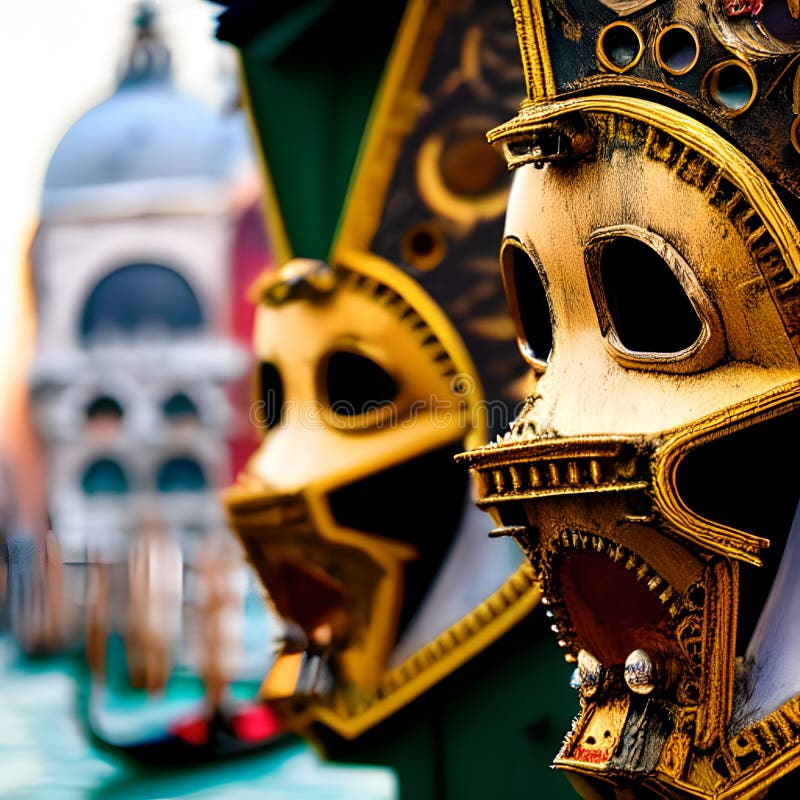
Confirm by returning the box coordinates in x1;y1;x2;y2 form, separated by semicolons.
327;438;470;637
245;530;382;646
226;494;382;701
249;532;386;706
544;533;681;676
558;546;675;668
270;559;348;645
543;533;698;775
229;439;471;707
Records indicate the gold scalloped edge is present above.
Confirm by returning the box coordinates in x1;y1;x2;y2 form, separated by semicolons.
309;563;541;739
717;696;800;798
654;696;800;799
379;563;539;696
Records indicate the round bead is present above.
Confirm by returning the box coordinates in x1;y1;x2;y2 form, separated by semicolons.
577;649;602;697
624;648;655;695
569;667;582;690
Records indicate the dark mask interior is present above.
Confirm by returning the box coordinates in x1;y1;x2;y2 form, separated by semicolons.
257;361;284;430
328;439;470;637
270;559;346;639
324;350;398;415
675;408;800;652
596;235;702;354
503;242;553;364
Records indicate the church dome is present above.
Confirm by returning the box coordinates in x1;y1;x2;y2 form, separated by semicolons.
42;7;250;195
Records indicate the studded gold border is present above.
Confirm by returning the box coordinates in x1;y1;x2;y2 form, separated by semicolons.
306;564;542;739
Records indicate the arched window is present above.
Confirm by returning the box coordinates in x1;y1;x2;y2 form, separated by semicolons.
80;263;203;344
162;392;199;422
156;457;207;493
86;395;124;424
81;459;129;495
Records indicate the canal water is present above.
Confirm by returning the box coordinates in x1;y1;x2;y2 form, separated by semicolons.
0;636;397;800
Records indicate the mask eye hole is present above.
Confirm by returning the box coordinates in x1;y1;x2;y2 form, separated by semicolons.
324;350;398;418
586;227;723;371
501;240;552;373
598;236;700;352
256;361;284;431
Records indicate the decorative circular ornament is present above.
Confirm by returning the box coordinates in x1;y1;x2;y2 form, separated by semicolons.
596;22;645;74
655;24;700;76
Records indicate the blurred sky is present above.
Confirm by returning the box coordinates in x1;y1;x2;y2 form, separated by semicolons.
0;0;236;425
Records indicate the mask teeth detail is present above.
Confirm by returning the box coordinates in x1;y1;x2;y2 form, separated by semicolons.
570;667;582;690
474;450;648;504
510;419;541;440
542;533;681;662
296;643;336;700
488;419;552;449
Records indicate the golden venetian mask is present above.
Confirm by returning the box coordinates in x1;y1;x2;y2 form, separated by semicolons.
224;0;540;742
458;0;800;797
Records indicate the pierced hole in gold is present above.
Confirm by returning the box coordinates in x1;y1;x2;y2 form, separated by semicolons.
655;24;700;75
402;222;447;272
439;131;506;197
596;21;644;74
704;60;757;116
501;239;552;373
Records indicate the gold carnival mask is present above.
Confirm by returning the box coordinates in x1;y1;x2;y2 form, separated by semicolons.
457;0;800;797
224;0;538;741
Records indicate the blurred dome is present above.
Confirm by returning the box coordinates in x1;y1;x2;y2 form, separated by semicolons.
43;4;250;194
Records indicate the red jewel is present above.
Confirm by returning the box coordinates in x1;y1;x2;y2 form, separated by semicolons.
723;0;764;16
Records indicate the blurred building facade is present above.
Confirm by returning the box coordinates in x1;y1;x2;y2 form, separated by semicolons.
24;6;271;683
